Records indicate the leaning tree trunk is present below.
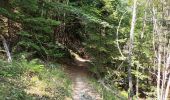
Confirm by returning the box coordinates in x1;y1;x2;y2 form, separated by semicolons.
0;35;12;62
128;0;137;99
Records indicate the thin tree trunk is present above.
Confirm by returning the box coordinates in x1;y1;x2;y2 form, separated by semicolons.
141;0;149;39
157;47;161;100
165;76;170;100
128;0;137;99
136;63;139;99
152;5;161;99
164;55;170;100
116;11;127;57
0;35;12;62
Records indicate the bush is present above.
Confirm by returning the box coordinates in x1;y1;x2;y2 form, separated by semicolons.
0;58;71;100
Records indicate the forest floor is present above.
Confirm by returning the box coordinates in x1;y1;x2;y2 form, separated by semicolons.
63;55;102;100
0;58;71;100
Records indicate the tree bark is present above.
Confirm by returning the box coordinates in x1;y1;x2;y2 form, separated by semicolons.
164;56;170;100
128;0;137;99
0;35;12;62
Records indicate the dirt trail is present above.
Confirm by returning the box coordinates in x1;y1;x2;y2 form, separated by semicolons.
64;56;102;100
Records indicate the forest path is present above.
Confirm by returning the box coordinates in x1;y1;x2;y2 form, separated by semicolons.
64;54;102;100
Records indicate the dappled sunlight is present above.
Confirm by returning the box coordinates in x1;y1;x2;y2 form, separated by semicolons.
0;59;71;99
24;76;52;98
69;49;91;63
1;0;170;99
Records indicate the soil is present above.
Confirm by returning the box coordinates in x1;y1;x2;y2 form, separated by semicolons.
63;57;102;100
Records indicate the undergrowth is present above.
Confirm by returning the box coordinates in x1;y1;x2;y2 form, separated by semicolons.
0;58;71;100
89;78;128;100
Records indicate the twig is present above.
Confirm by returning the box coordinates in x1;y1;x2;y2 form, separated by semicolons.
116;11;127;57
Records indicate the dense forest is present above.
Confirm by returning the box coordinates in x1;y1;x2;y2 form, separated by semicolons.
0;0;170;100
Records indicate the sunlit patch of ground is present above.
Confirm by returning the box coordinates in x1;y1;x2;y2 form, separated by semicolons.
24;76;52;98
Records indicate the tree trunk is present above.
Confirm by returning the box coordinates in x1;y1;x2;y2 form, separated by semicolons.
128;0;137;99
1;35;12;62
164;56;170;100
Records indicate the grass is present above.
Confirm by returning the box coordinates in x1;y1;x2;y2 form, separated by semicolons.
89;78;128;100
0;58;72;100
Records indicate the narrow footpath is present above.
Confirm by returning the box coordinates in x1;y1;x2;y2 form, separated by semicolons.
64;53;102;100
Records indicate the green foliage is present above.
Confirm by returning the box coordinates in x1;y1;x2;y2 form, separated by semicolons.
79;0;156;98
79;0;131;74
12;0;38;12
23;17;60;33
48;2;112;27
0;58;71;100
89;78;127;100
0;0;159;99
0;0;63;59
0;7;23;21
